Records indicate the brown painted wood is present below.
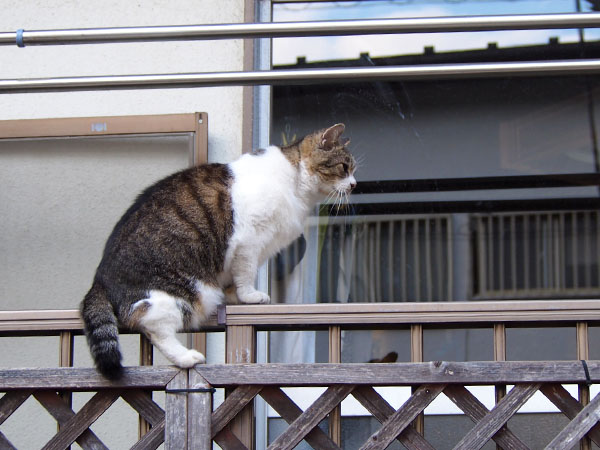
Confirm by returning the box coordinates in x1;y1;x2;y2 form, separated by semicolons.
453;384;541;450
268;385;355;450
121;390;165;427
41;390;121;450
352;385;435;450
34;391;108;450
130;419;165;450
546;391;600;449
443;385;529;450
196;361;600;386
211;385;262;438
224;300;600;326
359;384;446;450
0;390;32;425
260;386;340;450
541;384;600;446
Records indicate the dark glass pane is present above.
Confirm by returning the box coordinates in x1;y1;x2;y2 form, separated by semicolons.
423;328;494;361
424;415;496;450
507;413;575;449
506;327;576;360
341;329;410;363
268;330;329;363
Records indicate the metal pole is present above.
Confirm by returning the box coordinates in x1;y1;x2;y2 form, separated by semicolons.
1;59;600;93
2;13;600;46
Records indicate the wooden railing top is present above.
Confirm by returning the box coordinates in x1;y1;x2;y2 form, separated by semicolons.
222;299;600;327
0;308;220;335
2;300;600;336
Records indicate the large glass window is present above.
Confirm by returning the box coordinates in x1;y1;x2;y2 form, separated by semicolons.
267;1;600;446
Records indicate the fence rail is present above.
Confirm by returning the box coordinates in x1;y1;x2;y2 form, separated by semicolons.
1;362;600;449
3;12;600;93
2;13;600;47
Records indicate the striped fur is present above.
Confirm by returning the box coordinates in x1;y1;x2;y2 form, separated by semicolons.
80;124;356;378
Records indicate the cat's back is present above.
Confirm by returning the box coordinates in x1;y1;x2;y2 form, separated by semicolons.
98;163;234;278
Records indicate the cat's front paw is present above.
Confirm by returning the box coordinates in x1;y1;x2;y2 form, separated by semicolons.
238;290;271;304
175;349;206;368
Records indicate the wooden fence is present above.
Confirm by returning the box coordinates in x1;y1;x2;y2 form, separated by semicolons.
1;361;600;449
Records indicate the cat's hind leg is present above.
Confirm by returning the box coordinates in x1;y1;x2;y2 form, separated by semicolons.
131;291;206;368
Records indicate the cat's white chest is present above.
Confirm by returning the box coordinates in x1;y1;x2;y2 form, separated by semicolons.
224;147;316;272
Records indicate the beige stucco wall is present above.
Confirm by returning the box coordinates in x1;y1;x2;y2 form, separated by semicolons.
1;0;246;163
0;1;249;447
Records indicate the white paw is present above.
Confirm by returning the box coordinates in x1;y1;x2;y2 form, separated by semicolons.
238;290;271;304
175;349;206;368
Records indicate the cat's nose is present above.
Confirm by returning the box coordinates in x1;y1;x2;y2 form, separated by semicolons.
350;180;357;190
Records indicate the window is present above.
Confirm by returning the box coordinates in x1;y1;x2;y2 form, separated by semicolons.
266;1;600;446
0;113;207;448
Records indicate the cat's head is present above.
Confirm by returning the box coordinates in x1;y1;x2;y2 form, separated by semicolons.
298;123;357;197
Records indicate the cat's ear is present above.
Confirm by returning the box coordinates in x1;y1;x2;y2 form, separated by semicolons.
320;123;345;150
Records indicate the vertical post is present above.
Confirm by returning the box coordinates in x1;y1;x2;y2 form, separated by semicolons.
226;324;256;448
58;331;74;449
188;369;212;450
411;324;424;435
328;325;342;445
577;322;591;450
493;323;507;450
166;370;189;450
139;335;154;439
193;112;208;165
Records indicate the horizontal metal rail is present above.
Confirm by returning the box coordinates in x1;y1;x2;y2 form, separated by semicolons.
2;59;600;93
354;173;600;194
1;13;600;46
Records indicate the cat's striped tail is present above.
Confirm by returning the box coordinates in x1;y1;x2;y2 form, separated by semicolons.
80;282;123;379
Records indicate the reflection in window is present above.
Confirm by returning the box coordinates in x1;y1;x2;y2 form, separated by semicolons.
268;2;600;445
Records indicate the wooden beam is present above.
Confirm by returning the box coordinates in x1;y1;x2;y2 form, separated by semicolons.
224;300;600;327
443;385;528;449
540;384;600;446
0;390;32;425
352;385;434;450
212;385;262;438
269;385;354;450
41;390;121;450
453;384;540;450
194;361;600;386
546;391;600;449
34;391;108;450
121;390;165;427
360;384;445;450
0;367;179;390
130;420;165;450
260;386;339;450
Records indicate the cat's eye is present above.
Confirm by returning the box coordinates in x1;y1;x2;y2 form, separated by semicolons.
339;163;349;175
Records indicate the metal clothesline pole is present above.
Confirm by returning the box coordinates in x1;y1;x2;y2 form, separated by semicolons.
2;59;600;93
1;13;600;46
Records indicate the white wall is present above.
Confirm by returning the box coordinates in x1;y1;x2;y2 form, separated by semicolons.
1;0;248;163
0;1;249;447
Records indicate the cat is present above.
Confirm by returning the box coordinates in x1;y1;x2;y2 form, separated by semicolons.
80;123;357;379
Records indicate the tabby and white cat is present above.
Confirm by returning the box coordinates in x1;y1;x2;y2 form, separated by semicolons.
80;123;357;378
